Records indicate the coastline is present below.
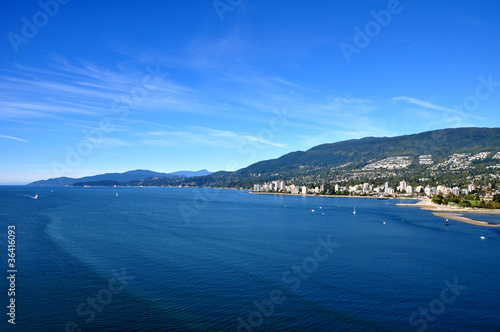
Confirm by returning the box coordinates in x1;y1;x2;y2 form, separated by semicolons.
431;212;500;227
250;191;411;199
397;198;500;227
396;199;500;214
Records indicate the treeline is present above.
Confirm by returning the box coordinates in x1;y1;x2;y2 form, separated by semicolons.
432;193;500;209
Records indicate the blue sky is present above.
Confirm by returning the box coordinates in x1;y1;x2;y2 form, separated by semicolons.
1;0;500;183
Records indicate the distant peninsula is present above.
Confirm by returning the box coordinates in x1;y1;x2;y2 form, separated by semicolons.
28;169;212;186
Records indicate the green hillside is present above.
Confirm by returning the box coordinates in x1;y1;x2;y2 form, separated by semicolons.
241;127;500;174
74;127;500;189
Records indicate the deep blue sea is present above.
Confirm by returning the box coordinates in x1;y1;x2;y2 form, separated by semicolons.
1;186;499;331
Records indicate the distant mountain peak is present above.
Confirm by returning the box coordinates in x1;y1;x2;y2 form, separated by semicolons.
28;169;212;186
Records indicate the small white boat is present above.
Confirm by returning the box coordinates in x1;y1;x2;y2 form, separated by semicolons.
383;221;386;225
481;236;486;240
353;206;356;214
116;193;118;197
34;194;38;199
311;209;315;212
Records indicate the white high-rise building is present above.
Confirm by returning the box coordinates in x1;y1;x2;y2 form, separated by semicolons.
384;182;391;193
399;181;407;192
278;180;286;191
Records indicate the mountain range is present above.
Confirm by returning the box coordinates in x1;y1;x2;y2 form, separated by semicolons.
33;127;500;189
28;169;212;186
120;127;500;188
239;127;500;174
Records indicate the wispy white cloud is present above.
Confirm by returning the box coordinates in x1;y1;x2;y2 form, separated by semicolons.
0;134;28;143
273;76;304;89
0;55;409;155
0;58;208;123
138;126;286;149
98;138;133;147
241;135;285;148
391;95;485;129
284;97;378;133
141;138;175;147
392;96;452;112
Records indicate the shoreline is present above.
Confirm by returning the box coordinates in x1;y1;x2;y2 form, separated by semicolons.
396;199;500;214
397;198;500;227
250;191;415;199
431;212;500;227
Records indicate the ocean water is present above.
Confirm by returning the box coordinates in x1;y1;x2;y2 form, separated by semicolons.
1;186;499;331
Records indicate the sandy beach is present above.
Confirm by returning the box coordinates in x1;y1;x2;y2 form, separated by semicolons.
431;212;500;227
396;198;500;213
397;198;500;227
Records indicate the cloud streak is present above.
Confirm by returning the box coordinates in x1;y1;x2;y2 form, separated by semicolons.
138;126;286;149
392;96;453;112
0;134;28;142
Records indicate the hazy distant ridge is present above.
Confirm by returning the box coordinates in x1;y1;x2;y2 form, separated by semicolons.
28;169;211;186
